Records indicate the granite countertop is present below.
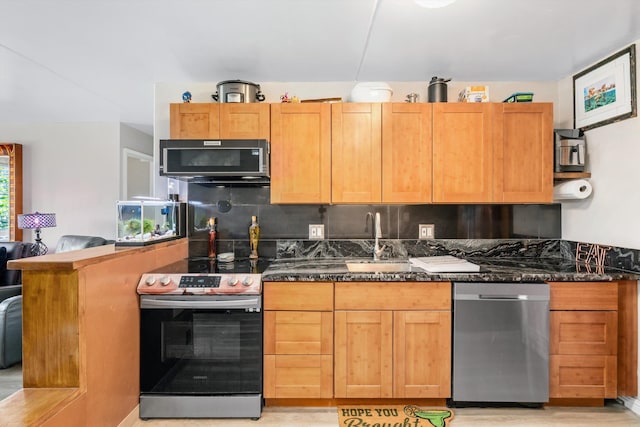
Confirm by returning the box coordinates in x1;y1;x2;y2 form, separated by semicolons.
262;256;638;282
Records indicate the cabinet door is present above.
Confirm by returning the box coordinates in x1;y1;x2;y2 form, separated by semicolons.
433;103;493;203
381;103;433;203
264;311;333;355
334;310;393;398
169;103;219;139
394;311;451;398
550;355;617;398
493;103;553;202
270;103;331;203
264;354;333;398
332;103;382;203
550;311;617;356
220;103;270;139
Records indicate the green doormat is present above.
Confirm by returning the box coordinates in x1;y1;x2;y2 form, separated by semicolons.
338;405;454;427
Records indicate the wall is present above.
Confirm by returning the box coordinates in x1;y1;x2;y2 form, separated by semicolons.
557;39;640;250
0;122;120;247
556;40;640;405
119;124;153;199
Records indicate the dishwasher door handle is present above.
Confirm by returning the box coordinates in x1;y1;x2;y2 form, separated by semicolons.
456;294;549;301
479;294;528;300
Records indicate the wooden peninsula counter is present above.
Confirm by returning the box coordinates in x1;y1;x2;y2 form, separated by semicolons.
0;238;188;427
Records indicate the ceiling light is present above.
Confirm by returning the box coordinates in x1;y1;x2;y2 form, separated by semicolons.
414;0;457;8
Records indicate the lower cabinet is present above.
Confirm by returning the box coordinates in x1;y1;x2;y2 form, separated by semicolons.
263;282;334;398
548;282;619;399
334;282;451;398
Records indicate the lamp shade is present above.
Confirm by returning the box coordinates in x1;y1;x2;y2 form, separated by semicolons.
17;212;57;229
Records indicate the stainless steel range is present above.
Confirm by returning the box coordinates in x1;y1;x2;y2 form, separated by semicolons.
137;261;264;420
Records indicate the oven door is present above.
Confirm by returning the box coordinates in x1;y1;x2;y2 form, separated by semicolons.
140;295;262;396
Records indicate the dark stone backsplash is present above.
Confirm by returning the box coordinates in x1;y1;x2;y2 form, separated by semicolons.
275;238;564;260
187;183;561;259
186;184;640;274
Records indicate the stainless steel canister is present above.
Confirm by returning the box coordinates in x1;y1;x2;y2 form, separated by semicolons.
427;76;451;102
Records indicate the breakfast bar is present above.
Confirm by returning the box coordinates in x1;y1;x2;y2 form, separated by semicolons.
0;239;188;427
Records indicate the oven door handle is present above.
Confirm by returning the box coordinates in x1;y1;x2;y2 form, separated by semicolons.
140;297;261;310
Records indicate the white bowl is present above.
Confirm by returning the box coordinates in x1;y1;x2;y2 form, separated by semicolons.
350;82;393;102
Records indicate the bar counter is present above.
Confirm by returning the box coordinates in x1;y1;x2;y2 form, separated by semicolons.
0;238;188;427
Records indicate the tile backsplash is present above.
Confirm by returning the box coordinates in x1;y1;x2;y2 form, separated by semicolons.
187;183;561;259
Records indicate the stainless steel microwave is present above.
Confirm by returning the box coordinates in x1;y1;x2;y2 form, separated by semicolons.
159;139;269;183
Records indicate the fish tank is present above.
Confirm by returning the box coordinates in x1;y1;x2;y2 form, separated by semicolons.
116;200;180;246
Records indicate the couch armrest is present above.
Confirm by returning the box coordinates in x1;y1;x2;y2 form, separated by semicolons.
0;285;21;302
0;295;22;368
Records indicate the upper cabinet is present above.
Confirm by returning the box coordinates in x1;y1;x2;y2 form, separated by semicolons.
331;103;433;204
220;104;270;139
170;103;219;139
382;103;433;203
331;103;382;203
433;102;553;204
169;103;270;139
433;103;493;203
170;102;553;205
493;103;553;203
270;103;331;204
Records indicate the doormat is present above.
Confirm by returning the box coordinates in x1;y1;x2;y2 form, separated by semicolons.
338;405;454;427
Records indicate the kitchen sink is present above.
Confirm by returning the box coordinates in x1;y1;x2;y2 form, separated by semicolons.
345;261;413;273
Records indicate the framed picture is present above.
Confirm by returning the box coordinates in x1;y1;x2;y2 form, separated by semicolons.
573;44;636;131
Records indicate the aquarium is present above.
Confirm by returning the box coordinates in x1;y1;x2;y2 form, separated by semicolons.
116;200;180;246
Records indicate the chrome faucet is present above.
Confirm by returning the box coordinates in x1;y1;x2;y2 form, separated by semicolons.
365;211;385;260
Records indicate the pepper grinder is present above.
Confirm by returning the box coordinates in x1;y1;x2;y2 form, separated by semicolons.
208;217;217;258
249;215;260;259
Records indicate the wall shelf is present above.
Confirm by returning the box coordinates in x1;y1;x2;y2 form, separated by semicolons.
554;172;591;180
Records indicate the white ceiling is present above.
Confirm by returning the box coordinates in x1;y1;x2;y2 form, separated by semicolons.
1;0;639;135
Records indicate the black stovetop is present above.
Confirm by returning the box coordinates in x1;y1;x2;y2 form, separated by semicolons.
150;257;271;275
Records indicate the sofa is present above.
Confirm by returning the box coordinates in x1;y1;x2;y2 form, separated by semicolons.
55;235;113;253
0;242;36;369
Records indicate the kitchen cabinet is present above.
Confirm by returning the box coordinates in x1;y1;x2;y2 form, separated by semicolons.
331;103;432;204
493;103;553;202
548;282;618;400
169;103;270;139
433;103;493;203
270;103;331;203
170;103;219;139
331;103;382;203
263;282;334;399
433;102;553;203
382;103;433;203
334;282;451;398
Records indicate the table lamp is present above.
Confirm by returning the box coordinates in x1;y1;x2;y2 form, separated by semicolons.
17;212;57;256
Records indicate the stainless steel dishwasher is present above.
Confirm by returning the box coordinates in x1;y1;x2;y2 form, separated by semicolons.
452;282;549;405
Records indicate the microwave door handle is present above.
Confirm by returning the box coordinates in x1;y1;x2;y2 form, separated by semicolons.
140;297;260;310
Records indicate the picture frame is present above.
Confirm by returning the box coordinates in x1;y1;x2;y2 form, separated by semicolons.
573;44;636;131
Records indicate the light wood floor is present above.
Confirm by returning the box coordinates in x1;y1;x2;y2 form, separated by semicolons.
128;404;640;426
3;369;639;426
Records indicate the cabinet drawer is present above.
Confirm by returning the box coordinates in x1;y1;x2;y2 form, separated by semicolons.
550;355;617;398
548;282;618;310
264;282;334;310
264;311;333;354
550;311;617;355
335;282;450;310
264;354;333;398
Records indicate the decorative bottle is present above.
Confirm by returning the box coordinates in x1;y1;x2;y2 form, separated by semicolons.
249;215;260;259
208;217;217;258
